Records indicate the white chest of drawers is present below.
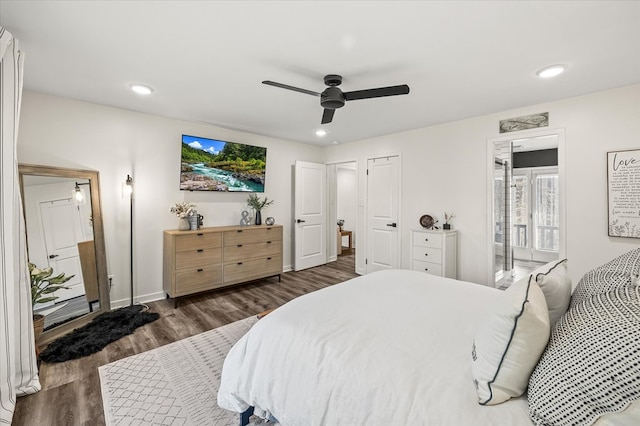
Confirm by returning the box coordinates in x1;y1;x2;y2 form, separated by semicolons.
410;229;457;279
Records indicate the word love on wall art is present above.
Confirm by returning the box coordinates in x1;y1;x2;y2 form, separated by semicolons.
608;149;640;239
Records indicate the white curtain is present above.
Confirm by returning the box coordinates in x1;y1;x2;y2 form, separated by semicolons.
0;27;40;424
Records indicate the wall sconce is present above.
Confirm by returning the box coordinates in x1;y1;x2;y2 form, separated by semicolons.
72;182;89;205
123;174;133;199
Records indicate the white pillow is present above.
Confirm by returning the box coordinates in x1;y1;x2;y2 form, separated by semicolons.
471;276;550;405
534;259;571;326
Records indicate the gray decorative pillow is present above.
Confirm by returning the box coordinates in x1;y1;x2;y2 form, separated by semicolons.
528;284;640;425
570;248;640;308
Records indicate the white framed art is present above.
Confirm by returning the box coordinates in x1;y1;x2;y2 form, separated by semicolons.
607;149;640;238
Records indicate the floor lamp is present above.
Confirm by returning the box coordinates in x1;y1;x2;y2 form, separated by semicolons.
124;175;134;305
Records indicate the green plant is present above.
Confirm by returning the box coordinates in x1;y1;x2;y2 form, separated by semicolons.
246;194;274;211
29;262;73;308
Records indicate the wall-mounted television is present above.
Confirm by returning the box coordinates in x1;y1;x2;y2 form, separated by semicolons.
180;134;267;192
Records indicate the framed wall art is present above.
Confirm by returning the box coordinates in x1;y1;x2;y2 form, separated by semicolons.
607;149;640;238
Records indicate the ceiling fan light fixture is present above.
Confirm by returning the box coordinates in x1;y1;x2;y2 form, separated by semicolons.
130;83;154;95
536;65;566;79
315;129;327;137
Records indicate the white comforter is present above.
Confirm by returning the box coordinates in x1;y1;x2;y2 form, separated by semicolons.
218;269;533;425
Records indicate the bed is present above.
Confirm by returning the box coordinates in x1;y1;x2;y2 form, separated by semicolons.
218;251;640;426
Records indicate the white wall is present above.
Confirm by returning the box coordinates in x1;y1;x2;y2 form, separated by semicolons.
17;85;640;304
17;91;323;306
324;84;640;285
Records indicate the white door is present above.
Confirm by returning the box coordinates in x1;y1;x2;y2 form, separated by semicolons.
294;161;327;271
512;167;560;263
40;199;86;302
366;156;400;273
531;168;560;262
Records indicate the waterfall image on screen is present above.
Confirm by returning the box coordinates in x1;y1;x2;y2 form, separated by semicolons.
180;135;267;192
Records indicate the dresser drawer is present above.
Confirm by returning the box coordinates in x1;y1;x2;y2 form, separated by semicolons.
175;232;222;252
223;241;281;262
412;247;443;264
224;255;282;284
412;232;442;248
175;248;222;270
224;227;282;246
412;260;443;276
175;265;223;295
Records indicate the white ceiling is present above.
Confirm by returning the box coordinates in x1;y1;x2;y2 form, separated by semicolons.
1;1;639;146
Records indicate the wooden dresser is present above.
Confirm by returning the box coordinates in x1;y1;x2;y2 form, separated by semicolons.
163;224;283;307
410;229;457;279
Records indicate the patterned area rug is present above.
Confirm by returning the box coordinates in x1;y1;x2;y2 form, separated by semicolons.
99;316;260;425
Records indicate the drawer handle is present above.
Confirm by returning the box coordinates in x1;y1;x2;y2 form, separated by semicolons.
266;227;272;230
197;233;203;236
267;241;271;244
267;257;272;260
237;244;243;247
237;262;243;265
197;249;203;253
197;268;203;272
237;230;243;233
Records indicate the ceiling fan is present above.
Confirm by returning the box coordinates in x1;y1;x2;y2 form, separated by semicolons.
262;74;410;124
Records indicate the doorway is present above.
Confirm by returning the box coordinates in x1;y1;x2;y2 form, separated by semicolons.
488;131;565;288
336;162;357;257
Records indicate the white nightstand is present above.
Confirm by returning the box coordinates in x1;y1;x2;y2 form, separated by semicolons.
410;229;457;279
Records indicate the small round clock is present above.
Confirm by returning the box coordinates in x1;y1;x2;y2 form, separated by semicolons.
419;214;434;229
265;217;275;226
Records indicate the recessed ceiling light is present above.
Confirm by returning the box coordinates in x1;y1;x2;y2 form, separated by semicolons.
332;140;339;144
315;129;327;137
130;84;153;95
536;65;566;79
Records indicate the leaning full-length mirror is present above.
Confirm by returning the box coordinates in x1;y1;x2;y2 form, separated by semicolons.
19;164;110;346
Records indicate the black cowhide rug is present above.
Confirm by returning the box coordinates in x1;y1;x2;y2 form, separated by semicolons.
39;305;159;363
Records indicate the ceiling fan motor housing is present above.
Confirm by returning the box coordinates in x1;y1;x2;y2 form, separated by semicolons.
321;86;346;109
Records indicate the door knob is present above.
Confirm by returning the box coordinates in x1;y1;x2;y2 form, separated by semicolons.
49;254;59;259
386;223;397;227
296;219;306;223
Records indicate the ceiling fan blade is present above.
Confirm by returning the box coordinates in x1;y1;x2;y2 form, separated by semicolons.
343;84;410;101
321;108;335;124
262;80;320;97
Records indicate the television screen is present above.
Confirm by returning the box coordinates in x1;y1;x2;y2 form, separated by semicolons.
180;134;267;192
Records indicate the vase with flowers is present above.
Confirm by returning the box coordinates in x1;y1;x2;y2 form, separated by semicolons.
170;202;197;230
443;212;455;230
246;194;274;225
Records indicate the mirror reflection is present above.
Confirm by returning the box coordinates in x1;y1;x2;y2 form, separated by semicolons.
22;175;99;328
19;164;110;345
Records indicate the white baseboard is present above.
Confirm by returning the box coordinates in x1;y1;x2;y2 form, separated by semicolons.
110;291;166;310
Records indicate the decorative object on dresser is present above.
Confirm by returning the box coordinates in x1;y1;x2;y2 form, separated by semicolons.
240;210;252;226
336;219;344;231
265;217;275;226
419;214;439;230
443;212;455;230
410;229;457;278
170;202;197;231
163;224;283;308
246;194;274;226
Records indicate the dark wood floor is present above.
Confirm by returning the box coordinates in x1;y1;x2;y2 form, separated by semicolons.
12;254;357;426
